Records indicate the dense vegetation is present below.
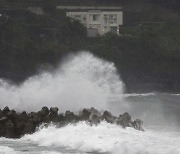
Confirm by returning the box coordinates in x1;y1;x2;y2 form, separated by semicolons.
0;0;179;92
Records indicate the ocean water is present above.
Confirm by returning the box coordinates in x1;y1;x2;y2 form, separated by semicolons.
0;52;180;154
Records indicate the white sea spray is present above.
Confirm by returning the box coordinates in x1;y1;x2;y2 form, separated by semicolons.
22;122;180;154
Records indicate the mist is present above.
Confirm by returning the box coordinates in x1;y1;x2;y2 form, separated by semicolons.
0;52;124;112
0;51;179;131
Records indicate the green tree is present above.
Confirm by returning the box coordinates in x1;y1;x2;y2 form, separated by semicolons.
42;0;56;15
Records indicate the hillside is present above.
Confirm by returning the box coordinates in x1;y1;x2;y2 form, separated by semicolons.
0;0;179;92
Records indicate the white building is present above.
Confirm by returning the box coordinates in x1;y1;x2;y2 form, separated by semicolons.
58;6;123;37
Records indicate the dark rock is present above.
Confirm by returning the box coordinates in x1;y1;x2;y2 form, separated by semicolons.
15;113;28;123
50;107;58;113
10;112;29;137
0;109;3;117
40;107;49;117
28;112;42;124
7;110;16;118
23;123;35;135
39;107;50;123
90;107;101;116
132;119;144;131
0;123;5;137
101;111;116;124
4;119;15;138
0;106;144;138
49;107;59;122
58;114;65;121
89;113;100;125
116;112;132;128
7;110;18;126
123;112;132;122
79;109;91;121
65;110;76;122
21;111;27;117
42;115;50;123
14;122;26;137
2;106;10;115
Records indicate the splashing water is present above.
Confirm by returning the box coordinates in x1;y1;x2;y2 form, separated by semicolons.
22;122;180;154
0;52;180;154
0;52;124;112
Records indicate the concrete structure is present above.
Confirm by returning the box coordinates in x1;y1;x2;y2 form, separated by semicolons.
58;6;123;37
57;6;122;10
27;7;44;15
67;10;123;37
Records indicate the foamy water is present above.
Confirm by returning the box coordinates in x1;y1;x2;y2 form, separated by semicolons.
0;52;179;154
0;146;60;154
0;146;16;154
0;121;180;154
0;145;62;154
21;122;180;154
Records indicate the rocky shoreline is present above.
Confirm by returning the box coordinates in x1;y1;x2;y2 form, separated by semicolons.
0;106;144;138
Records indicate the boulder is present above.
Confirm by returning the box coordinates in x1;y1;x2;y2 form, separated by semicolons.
14;122;26;137
132;119;144;131
21;111;27;116
0;122;5;137
89;107;101;117
0;106;144;138
89;113;100;125
0;109;3;117
50;107;58;113
42;115;51;123
4;119;15;138
28;112;42;125
7;110;17;120
40;107;50;123
40;106;49;117
58;114;65;121
65;110;77;122
49;107;59;122
116;112;132;128
101;111;116;124
79;109;91;121
7;111;29;137
23;123;35;135
2;106;10;115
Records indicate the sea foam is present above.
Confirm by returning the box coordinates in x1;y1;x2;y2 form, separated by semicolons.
22;122;180;154
0;146;16;154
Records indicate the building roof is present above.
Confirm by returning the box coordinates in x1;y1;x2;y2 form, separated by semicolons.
57;6;122;11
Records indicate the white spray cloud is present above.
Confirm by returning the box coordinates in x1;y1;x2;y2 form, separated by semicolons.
0;52;125;112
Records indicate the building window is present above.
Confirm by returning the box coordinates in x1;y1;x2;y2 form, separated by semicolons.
93;15;98;21
104;15;108;23
113;15;117;23
75;15;81;18
109;14;117;24
109;15;113;21
103;14;117;24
